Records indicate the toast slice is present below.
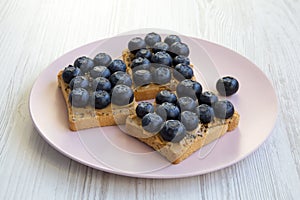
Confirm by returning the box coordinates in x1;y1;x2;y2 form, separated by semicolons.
125;111;240;164
57;71;135;131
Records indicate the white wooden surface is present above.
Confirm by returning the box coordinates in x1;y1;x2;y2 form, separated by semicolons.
1;0;300;199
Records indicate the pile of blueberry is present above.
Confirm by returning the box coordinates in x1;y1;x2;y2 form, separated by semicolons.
127;32;194;87
62;53;134;109
135;78;236;143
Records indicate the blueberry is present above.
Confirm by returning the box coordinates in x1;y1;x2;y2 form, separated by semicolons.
131;57;150;68
213;100;235;119
108;59;126;73
155;90;177;104
133;70;152;87
92;90;111;109
144;32;161;47
216;76;239;96
142;113;164;133
160;120;186;142
128;37;147;53
164;35;181;46
93;53;112;67
69;76;89;90
62;65;81;84
69;88;90;107
169;42;190;57
92;77;111;92
196;104;214;124
174;64;194;80
73;56;94;73
111;84;134;106
90;66;111;79
173;55;190;66
176;79;202;100
198;91;218;106
109;71;132;87
156;102;180;120
177;96;197;112
136;102;155;118
152;66;171;85
152;42;169;53
151;51;172;67
179;111;199;131
135;49;152;60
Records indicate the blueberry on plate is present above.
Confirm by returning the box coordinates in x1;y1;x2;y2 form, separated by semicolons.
151;51;172;67
128;37;147;54
111;84;134;106
136;102;155;118
131;57;151;68
156;102;180;120
92;77;112;92
144;32;161;47
160;120;186;142
108;59;126;73
142;113;164;133
195;104;214;124
69;88;90;108
73;56;94;73
155;90;177;104
198;91;218;106
62;65;81;84
169;42;190;57
152;66;171;85
216;76;239;96
90;66;111;79
176;79;202;100
92;90;111;109
177;96;197;112
135;49;152;60
93;53;112;67
213;100;235;119
152;42;169;53
109;71;132;87
69;76;89;90
174;63;194;80
173;55;190;66
164;35;181;46
179;111;199;131
133;69;152;87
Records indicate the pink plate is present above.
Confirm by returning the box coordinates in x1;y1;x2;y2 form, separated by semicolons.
29;34;278;178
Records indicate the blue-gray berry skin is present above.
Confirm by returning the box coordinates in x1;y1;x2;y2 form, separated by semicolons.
69;76;89;90
92;90;111;109
159;120;186;142
156;102;180;121
90;66;111;79
92;77;112;92
213;100;235;119
144;32;161;47
136;102;155;118
128;37;147;53
142;113;164;133
179;111;199;131
74;56;94;73
155;90;177;105
177;96;197;112
173;55;190;66
131;57;151;69
152;67;171;85
216;76;239;96
176;79;202;100
108;59;126;73
69;88;90;108
109;71;132;87
169;42;189;57
198;91;218;106
196;104;215;123
133;70;152;87
135;49;152;60
93;53;112;67
164;35;181;46
152;42;169;53
151;51;172;67
174;64;194;80
111;84;134;106
62;65;81;84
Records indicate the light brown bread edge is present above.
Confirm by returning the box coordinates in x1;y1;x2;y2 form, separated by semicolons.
57;71;135;131
125;112;240;164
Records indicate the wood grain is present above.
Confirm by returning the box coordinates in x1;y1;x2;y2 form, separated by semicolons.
0;0;300;199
